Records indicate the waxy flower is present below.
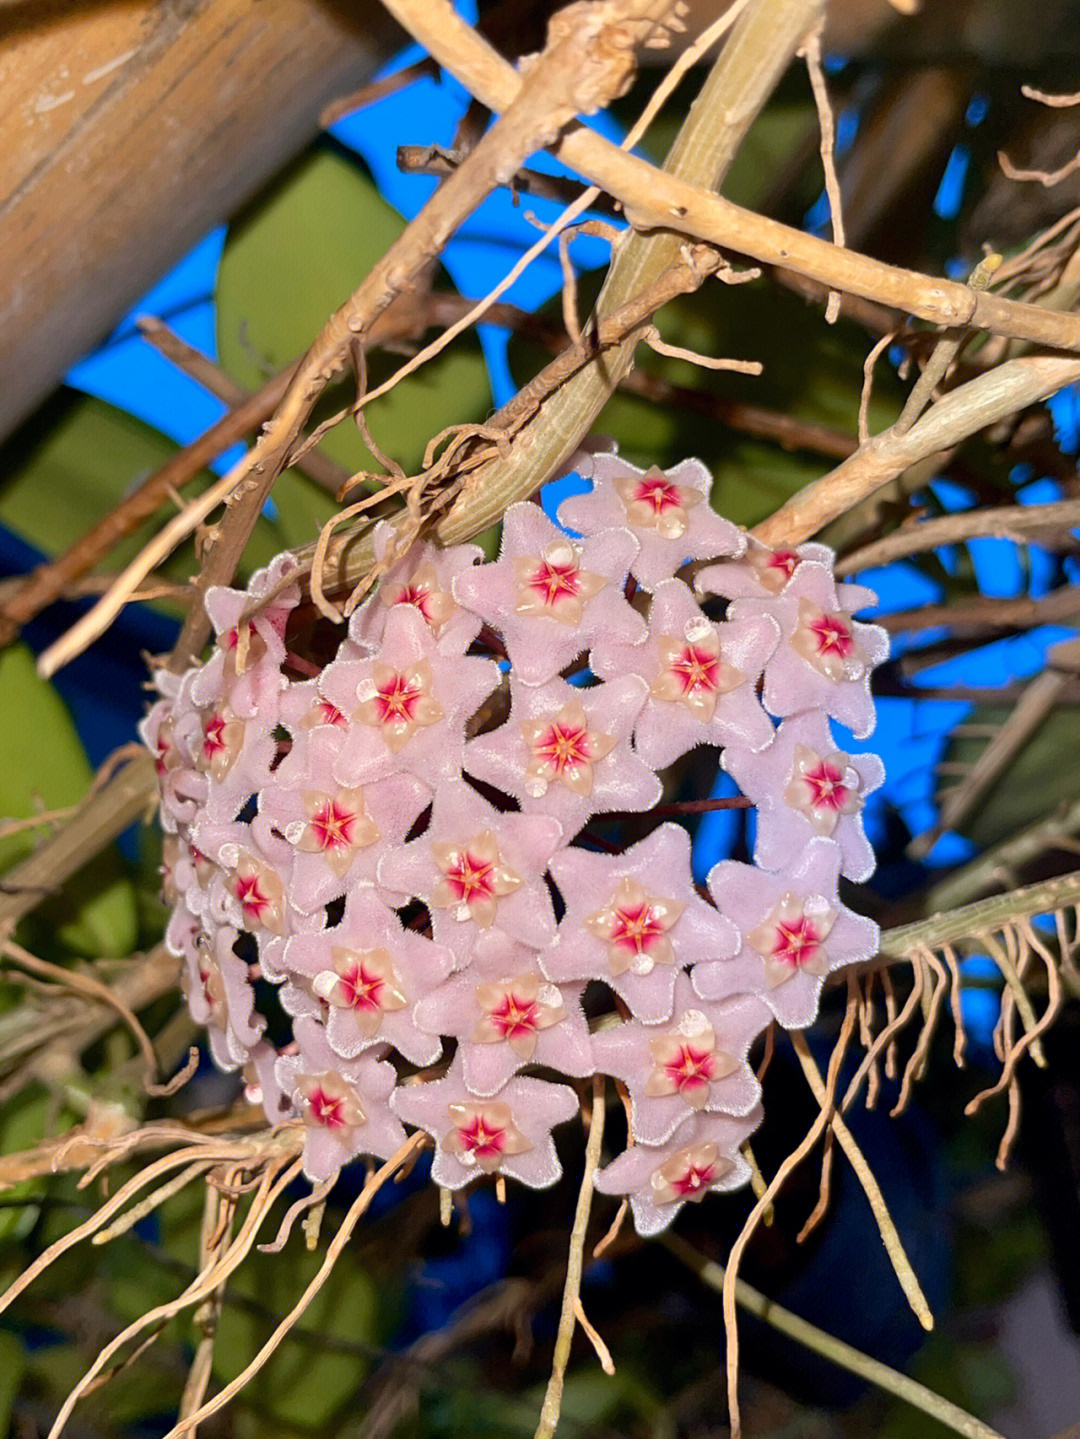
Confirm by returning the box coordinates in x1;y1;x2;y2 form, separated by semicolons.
451;503;646;684
188;554;299;717
145;449;887;1235
723;712;884;881
378;779;563;967
464;673;660;840
730;563;887;739
559;453;744;590
414;967;592;1096
255;726;428;913
594;1108;761;1236
350;523;484;655
591;977;769;1143
391;1060;580;1189
277;1019;406;1183
696;538;833;601
546;825;738;1021
282;889;452;1066
592;579;778;767
695;838;879;1029
322;606;499;789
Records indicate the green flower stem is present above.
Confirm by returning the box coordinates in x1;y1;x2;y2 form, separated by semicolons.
878;867;1080;962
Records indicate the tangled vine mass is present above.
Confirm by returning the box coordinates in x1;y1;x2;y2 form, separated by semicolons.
143;449;887;1236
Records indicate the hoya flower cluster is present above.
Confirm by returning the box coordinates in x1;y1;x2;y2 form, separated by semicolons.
144;450;886;1236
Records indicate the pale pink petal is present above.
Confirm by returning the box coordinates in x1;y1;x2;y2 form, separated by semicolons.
723;712;884;881
546;826;738;1021
464;673;659;840
594;1108;761;1236
560;453;744;590
451;503;646;685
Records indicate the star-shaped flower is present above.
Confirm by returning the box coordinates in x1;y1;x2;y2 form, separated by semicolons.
378;780;563;968
391;1059;580;1190
242;1040;295;1125
722;712;884;881
281;889;452;1066
171;914;263;1072
349;522;484;655
591;976;769;1144
278;678;352;734
320;607;499;789
591;579;778;768
201;847;289;938
451;503;646;685
594;1108;760;1236
695;538;834;600
729;563;888;739
694;838;879;1028
188;553;299;717
545;826;739;1021
464;674;660;840
559;453;744;591
254;726;429;913
277;1018;407;1183
175;703;278;829
413;963;593;1096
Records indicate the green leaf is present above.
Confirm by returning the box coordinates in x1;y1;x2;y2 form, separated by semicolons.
0;644;136;956
0;385;353;605
213;1241;380;1429
216;144;492;482
0;1329;26;1435
510;273;902;529
945;704;1080;849
0;391;191;565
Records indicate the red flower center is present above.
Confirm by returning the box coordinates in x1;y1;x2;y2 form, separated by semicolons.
393;583;434;619
234;872;272;923
455;1115;507;1159
489;990;541;1040
308;1088;347;1129
443;851;496;904
318;700;347;728
667;643;720;695
663;1043;717;1094
528;559;581;607
203;713;228;759
154;734;173;776
309;799;357;852
670;1158;720;1197
374;673;424;724
772;915;823;968
807;614;854;658
610;901;666;955
803;760;850;812
336;962;385;1012
532;721;590;774
634;476;681;514
768;549;800;580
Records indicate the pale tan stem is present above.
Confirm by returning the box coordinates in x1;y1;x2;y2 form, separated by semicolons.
663;1234;1006;1439
385;0;1080;351
754;356;1080;547
790;1032;933;1331
38;0;670;678
535;1076;606;1439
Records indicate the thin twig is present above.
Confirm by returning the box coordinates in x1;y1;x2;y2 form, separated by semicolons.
662;1233;1007;1439
535;1076;606;1439
790;1031;934;1330
838;497;1080;574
